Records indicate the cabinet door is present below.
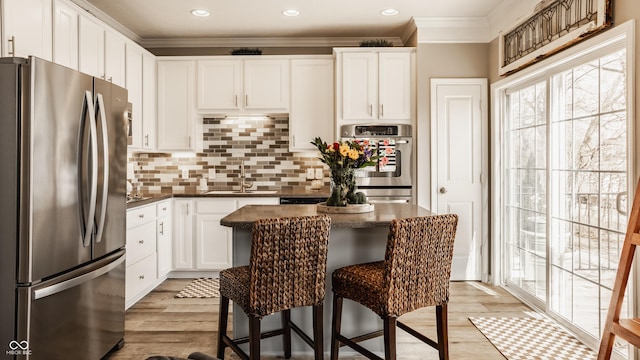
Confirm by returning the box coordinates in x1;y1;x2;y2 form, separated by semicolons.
197;59;241;110
78;15;104;79
341;52;377;120
378;52;411;120
104;30;125;87
243;59;290;110
125;43;143;149
195;214;233;270
290;58;334;151
142;51;157;150
173;199;194;270
2;0;52;60
53;0;78;69
157;60;195;150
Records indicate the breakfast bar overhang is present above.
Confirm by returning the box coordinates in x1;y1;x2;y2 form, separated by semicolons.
220;203;435;356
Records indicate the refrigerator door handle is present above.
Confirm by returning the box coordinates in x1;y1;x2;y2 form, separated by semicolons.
94;93;109;244
32;254;125;300
78;90;98;247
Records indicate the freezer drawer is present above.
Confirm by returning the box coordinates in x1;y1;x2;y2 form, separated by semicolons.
16;252;125;360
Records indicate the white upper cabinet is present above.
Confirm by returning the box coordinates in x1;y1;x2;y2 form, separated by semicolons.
335;48;414;125
104;30;126;87
2;0;52;60
78;15;104;79
197;57;290;112
243;59;289;110
197;60;241;110
157;60;195;151
53;0;78;69
290;57;334;152
126;43;143;148
141;51;157;150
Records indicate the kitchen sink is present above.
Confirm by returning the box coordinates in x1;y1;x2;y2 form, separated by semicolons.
205;190;278;195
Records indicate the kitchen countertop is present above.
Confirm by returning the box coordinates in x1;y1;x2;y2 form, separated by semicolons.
220;203;434;229
126;188;330;209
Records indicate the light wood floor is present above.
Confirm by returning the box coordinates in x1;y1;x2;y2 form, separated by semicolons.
103;279;534;360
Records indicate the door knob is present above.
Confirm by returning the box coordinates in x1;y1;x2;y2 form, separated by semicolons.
439;187;447;194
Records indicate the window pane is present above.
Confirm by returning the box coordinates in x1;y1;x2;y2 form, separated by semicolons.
600;50;626;113
573;60;600;117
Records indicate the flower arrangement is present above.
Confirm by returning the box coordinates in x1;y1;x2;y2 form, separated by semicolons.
311;137;378;206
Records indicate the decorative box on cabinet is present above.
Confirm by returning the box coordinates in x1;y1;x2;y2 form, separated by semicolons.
334;48;414;126
197;57;290;112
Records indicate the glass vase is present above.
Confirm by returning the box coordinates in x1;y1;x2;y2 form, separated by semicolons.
328;168;356;206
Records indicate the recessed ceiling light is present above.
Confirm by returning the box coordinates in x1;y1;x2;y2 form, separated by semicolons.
282;9;300;17
191;9;210;17
380;8;399;16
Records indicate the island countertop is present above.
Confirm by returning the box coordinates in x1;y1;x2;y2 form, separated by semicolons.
220;203;434;228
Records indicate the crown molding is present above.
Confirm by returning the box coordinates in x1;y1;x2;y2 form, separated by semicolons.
139;36;404;48
412;17;491;43
68;0;143;44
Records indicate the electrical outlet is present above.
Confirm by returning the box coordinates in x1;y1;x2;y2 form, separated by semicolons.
315;168;323;180
182;169;189;179
208;168;216;180
306;168;315;180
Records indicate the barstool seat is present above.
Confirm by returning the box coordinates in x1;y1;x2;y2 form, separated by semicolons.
217;215;331;360
330;214;459;360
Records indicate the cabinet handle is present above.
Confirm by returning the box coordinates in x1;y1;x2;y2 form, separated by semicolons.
369;104;372;116
245;94;248;107
101;74;106;80
159;221;164;235
162;207;167;211
139;213;145;218
108;76;113;82
188;136;192;148
138;239;144;244
139;275;145;280
234;95;238;107
186;203;189;216
144;134;149;147
292;135;295;147
8;36;15;56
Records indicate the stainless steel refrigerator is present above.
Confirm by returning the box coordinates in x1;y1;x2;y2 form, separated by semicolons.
0;57;127;359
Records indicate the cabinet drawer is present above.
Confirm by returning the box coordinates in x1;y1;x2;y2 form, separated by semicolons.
125;254;157;303
127;205;156;229
157;200;172;217
126;222;157;265
197;199;236;214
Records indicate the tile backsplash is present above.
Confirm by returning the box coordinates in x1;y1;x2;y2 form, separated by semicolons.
128;115;328;194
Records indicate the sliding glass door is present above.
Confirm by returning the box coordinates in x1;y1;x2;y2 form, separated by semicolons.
499;35;631;355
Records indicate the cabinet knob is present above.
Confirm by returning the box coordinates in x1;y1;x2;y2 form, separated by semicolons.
139;213;145;218
138;239;144;244
162;207;167;211
139;275;145;280
439;187;448;194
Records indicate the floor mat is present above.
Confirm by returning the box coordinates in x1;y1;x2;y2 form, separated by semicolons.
175;278;220;298
468;317;596;360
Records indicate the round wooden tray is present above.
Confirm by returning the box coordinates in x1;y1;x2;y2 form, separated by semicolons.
316;202;374;214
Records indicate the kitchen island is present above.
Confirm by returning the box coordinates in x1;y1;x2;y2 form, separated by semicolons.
220;203;434;356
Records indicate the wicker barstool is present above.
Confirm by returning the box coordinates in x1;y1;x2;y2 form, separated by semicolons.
216;215;331;360
330;214;458;360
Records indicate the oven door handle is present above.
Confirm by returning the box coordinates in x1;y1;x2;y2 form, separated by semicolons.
368;199;410;204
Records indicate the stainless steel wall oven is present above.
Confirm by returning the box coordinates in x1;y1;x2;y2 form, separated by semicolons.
340;124;413;203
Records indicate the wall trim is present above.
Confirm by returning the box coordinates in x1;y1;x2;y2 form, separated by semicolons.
140;36;404;48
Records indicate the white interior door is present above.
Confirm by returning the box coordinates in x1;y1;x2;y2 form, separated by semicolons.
431;79;487;281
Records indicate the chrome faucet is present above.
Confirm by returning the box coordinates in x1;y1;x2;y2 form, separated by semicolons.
239;161;253;193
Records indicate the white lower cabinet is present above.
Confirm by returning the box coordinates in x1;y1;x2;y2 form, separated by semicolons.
172;197;278;272
125;199;172;309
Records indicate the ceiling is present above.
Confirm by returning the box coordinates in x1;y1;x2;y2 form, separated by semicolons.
79;0;506;45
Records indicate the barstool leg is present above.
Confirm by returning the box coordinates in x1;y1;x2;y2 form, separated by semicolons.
313;303;324;360
216;295;229;359
383;316;397;360
330;294;343;360
249;316;261;360
282;309;292;359
436;304;449;360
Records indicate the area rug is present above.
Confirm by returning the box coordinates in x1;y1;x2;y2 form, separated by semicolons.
468;317;596;360
175;278;220;298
